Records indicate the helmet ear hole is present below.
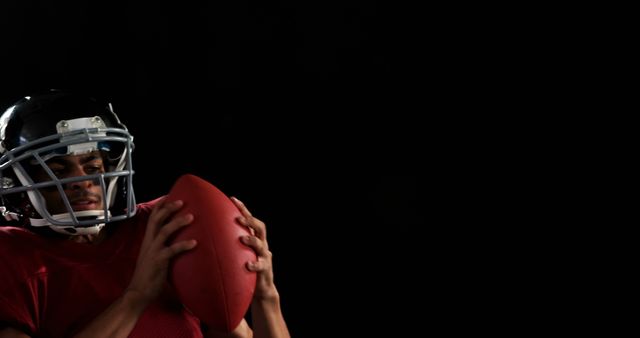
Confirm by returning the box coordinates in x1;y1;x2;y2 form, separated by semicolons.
0;191;30;226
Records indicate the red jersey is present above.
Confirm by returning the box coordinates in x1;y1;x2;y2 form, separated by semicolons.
0;199;203;337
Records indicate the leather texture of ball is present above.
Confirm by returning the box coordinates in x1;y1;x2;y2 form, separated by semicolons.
166;174;256;332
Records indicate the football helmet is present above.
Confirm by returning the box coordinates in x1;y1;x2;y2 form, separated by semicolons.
0;90;136;235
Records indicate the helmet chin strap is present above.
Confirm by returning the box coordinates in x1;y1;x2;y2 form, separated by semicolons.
29;210;110;235
12;167;113;236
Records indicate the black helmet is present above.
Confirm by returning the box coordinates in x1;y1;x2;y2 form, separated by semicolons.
0;90;136;235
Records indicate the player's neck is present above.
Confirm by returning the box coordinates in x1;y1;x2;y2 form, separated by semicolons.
69;230;106;244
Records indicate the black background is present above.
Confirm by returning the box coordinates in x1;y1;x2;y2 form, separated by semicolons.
1;1;423;336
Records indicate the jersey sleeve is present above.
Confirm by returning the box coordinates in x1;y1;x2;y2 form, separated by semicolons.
0;229;40;335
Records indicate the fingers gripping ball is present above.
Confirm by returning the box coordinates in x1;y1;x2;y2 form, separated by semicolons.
166;174;256;332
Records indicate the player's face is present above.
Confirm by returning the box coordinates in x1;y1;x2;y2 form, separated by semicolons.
33;151;106;214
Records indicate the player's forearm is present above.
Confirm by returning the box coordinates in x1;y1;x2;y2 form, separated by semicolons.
250;290;290;338
72;289;148;338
